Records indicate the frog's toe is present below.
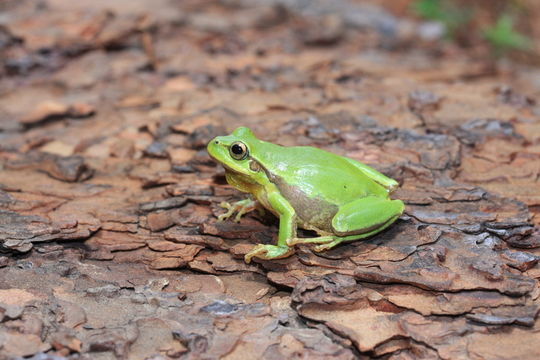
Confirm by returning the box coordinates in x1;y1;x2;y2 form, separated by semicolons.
233;211;247;222
219;201;233;209
313;239;343;252
217;202;235;221
217;212;233;222
244;244;294;263
287;237;304;246
287;236;335;246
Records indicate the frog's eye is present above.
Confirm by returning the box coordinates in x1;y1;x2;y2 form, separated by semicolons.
229;141;248;160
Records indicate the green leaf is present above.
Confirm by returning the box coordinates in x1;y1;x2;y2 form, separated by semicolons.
483;14;531;54
411;0;472;39
411;0;445;21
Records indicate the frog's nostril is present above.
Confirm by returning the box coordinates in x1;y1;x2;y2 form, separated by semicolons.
214;140;219;144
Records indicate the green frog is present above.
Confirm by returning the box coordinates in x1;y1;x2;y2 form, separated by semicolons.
207;127;404;263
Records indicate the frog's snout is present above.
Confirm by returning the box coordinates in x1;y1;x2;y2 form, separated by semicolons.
207;136;222;160
209;135;223;146
208;137;218;148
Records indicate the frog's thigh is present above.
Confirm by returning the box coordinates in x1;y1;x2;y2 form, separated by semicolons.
332;196;404;236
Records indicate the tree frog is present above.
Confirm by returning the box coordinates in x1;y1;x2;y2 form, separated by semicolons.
207;127;404;263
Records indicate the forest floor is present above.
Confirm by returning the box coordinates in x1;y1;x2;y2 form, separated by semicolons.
0;0;540;359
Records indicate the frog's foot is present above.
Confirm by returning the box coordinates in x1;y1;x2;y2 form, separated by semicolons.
244;244;295;264
314;239;343;252
287;236;335;247
217;201;234;221
217;199;256;222
287;236;343;252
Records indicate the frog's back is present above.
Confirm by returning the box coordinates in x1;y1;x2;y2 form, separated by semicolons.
255;143;388;205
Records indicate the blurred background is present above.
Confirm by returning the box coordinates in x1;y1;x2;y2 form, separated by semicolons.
377;0;539;61
1;0;540;77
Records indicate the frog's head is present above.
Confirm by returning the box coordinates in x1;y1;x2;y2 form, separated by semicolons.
208;127;265;180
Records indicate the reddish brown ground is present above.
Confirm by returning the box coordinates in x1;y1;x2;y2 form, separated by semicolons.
0;1;539;359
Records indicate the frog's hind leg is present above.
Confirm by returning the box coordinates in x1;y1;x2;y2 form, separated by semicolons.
287;229;387;252
332;196;404;237
287;235;335;247
288;196;403;251
313;216;399;252
287;234;359;251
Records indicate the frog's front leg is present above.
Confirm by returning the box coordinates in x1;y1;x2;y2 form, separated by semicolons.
244;189;296;263
218;198;257;222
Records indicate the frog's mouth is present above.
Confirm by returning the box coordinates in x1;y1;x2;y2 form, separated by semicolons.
220;163;239;174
